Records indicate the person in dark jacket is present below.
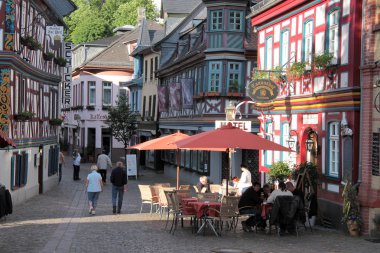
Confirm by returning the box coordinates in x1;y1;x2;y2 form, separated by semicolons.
238;182;263;232
110;161;128;214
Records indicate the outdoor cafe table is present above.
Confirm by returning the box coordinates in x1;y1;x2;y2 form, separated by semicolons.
181;197;198;207
187;201;222;236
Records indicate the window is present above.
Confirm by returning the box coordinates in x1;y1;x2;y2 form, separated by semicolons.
210;10;223;31
281;30;290;67
265;37;273;70
10;152;28;190
328;10;339;64
102;82;112;106
48;146;59;177
303;20;314;65
81;81;84;105
144;60;148;82
328;122;340;177
229;10;243;31
88;81;96;105
281;122;290;160
154;57;158;78
227;62;242;92
209;61;222;92
150;58;153;80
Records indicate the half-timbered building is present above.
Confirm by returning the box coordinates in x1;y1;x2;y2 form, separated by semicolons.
248;0;362;230
0;0;75;204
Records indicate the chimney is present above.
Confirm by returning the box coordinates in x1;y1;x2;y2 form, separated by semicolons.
138;7;146;25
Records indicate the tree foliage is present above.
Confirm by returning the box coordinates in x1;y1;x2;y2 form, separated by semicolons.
65;0;159;44
106;94;137;150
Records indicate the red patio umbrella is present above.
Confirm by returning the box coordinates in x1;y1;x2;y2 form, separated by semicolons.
259;166;271;173
175;123;292;192
128;132;190;190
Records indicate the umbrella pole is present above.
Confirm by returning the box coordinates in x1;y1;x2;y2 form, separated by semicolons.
176;149;180;190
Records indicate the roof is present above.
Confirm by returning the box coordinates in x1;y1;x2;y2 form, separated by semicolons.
44;0;77;19
131;19;164;56
72;34;125;50
162;0;202;14
80;29;140;69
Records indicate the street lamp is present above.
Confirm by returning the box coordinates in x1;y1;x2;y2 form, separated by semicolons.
225;102;236;121
306;138;314;152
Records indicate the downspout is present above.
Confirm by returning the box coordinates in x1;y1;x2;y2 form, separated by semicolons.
358;0;367;183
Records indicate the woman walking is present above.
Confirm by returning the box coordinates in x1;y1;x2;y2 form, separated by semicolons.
85;165;103;215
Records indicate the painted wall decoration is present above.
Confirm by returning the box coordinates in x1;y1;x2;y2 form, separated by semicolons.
4;0;15;51
247;79;279;103
180;78;194;109
158;86;168;112
0;68;11;132
169;83;181;111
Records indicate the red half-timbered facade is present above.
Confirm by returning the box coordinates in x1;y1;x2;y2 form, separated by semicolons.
249;0;362;230
0;0;75;205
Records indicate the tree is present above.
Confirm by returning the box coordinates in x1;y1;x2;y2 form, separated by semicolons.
105;93;137;159
112;0;158;27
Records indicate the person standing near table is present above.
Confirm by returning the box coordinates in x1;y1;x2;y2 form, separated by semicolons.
85;165;103;215
58;151;64;183
237;164;252;195
110;161;128;214
73;150;81;181
97;150;112;184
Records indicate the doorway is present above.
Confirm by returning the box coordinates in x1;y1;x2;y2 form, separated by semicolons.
102;128;111;156
38;145;43;194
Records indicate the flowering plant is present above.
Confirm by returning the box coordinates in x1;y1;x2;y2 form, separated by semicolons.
342;180;362;226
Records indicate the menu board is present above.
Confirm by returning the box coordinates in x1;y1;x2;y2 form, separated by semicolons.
372;132;380;176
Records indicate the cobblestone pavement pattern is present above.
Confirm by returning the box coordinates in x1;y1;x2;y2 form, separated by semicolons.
0;158;379;253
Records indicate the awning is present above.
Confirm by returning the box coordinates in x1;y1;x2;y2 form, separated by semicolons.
0;130;16;147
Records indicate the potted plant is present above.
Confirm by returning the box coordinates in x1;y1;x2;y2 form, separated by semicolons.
270;66;286;83
268;161;292;184
21;36;42;50
54;56;67;67
312;52;333;75
43;52;55;61
342;180;362;237
14;111;35;121
287;61;306;81
252;69;269;80
49;118;63;126
228;80;242;96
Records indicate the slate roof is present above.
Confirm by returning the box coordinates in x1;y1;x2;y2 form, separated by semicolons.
162;0;202;14
72;34;124;50
131;19;164;56
80;29;140;69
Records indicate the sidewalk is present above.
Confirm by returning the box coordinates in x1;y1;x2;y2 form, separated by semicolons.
0;159;379;252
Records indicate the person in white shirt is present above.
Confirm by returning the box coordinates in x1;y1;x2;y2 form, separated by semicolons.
72;150;81;181
85;165;103;215
97;150;112;183
266;181;293;204
237;164;252;195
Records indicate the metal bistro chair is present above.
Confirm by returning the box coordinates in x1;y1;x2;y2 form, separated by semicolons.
138;184;159;214
179;185;190;190
210;184;221;194
169;191;197;235
209;196;240;235
197;193;219;202
163;190;176;230
149;185;161;214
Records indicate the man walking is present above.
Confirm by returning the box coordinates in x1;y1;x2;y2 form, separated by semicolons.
73;150;81;181
58;151;64;182
97;150;112;183
110;161;128;214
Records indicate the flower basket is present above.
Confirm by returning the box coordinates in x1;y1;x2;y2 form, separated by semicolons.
86;105;95;110
312;52;333;70
43;52;55;61
287;62;306;81
49;118;63;126
342;180;362;236
14;111;35;121
21;36;42;50
54;56;67;67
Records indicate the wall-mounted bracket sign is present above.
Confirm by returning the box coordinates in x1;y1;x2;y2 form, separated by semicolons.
247;79;279;103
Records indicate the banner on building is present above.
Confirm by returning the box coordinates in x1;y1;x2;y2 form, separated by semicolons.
46;25;63;50
157;86;168;112
62;42;72;107
169;83;181;111
180;78;193;109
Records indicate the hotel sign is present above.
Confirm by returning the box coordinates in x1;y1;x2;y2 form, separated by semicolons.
215;121;251;132
247;79;279;103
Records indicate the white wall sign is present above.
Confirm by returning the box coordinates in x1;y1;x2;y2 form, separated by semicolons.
46;25;63;42
215;121;251;132
303;114;318;124
126;154;137;179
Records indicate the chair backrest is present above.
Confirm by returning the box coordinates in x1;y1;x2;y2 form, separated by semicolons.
210;184;221;194
154;183;171;187
149;185;161;204
164;190;175;209
219;196;240;217
197;193;219;202
179;185;190;190
138;185;152;201
176;190;191;204
193;185;199;193
159;188;169;206
169;191;181;213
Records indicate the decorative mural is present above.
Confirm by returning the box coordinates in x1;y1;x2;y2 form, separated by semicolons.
0;68;11;133
4;0;15;51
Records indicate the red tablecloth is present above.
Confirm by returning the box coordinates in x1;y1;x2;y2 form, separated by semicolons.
181;197;198;206
261;203;273;220
188;201;221;218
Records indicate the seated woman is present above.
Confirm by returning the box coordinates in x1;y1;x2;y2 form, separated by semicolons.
266;181;293;204
196;176;210;193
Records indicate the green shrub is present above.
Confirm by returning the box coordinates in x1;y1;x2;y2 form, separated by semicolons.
268;161;291;183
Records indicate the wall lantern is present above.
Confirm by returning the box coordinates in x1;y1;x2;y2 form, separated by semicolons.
225;102;236;121
306;138;314;152
287;130;299;153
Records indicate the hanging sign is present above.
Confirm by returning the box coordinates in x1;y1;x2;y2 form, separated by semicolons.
247;79;279;103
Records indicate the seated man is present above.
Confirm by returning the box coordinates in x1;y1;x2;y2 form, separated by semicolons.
286;181;304;204
238;182;263;232
196;176;210;193
267;181;293;204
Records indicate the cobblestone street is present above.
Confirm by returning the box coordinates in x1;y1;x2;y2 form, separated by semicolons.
0;160;379;253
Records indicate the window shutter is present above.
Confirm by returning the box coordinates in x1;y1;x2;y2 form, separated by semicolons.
10;156;14;191
24;153;28;185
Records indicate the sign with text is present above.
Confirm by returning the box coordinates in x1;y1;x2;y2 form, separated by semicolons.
126;154;137;179
303;114;318;124
46;25;63;42
215;121;251;132
62;42;72;107
247;79;279;103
